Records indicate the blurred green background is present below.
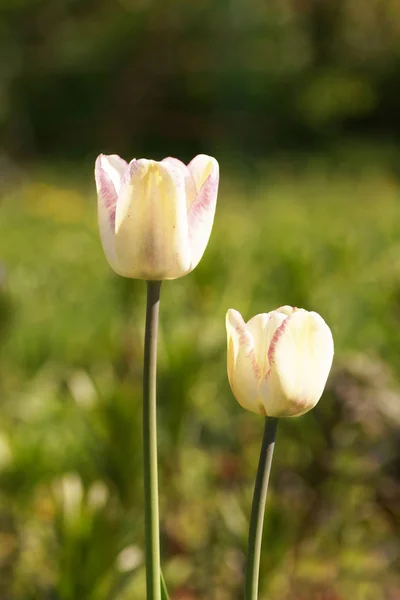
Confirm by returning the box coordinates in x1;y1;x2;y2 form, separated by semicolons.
0;0;400;598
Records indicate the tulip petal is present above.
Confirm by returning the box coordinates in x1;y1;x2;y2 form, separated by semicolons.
188;155;216;194
95;154;128;226
95;154;128;272
114;159;191;279
247;311;288;377
275;305;295;317
226;309;262;415
162;157;197;208
260;310;334;417
188;156;219;270
98;154;127;192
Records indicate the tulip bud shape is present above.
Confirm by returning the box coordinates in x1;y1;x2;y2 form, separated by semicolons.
95;154;219;280
226;306;334;417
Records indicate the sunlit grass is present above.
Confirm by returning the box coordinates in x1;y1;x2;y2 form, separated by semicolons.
0;156;399;599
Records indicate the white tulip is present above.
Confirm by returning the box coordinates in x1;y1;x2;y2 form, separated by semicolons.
226;306;334;417
95;154;219;280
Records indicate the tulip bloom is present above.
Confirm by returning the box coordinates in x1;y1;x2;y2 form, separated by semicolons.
95;154;219;280
226;306;334;417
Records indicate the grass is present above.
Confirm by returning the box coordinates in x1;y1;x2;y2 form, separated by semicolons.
0;152;399;599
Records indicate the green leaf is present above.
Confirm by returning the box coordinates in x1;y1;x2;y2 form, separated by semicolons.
161;571;170;600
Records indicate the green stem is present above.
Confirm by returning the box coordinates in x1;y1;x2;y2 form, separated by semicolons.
143;280;162;600
244;417;279;600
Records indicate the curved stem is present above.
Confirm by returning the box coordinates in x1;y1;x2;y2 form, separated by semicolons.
143;280;162;600
244;417;279;600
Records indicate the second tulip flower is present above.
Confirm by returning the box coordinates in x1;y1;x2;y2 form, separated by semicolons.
226;306;334;417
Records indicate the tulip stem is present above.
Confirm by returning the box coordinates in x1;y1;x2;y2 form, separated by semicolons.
245;416;278;600
143;280;162;600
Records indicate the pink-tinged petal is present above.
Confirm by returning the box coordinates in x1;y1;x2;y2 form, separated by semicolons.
95;155;128;218
95;154;128;273
226;309;262;415
100;154;128;192
267;313;291;366
187;156;219;270
247;311;288;378
114;159;191;279
188;154;215;194
260;310;334;417
162;157;197;208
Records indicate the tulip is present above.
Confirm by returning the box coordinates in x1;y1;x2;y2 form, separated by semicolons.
226;306;334;417
95;153;219;280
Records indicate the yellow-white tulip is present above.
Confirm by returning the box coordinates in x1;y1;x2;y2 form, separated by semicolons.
95;154;219;280
226;306;334;417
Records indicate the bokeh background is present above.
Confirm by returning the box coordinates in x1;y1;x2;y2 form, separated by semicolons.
1;1;400;598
